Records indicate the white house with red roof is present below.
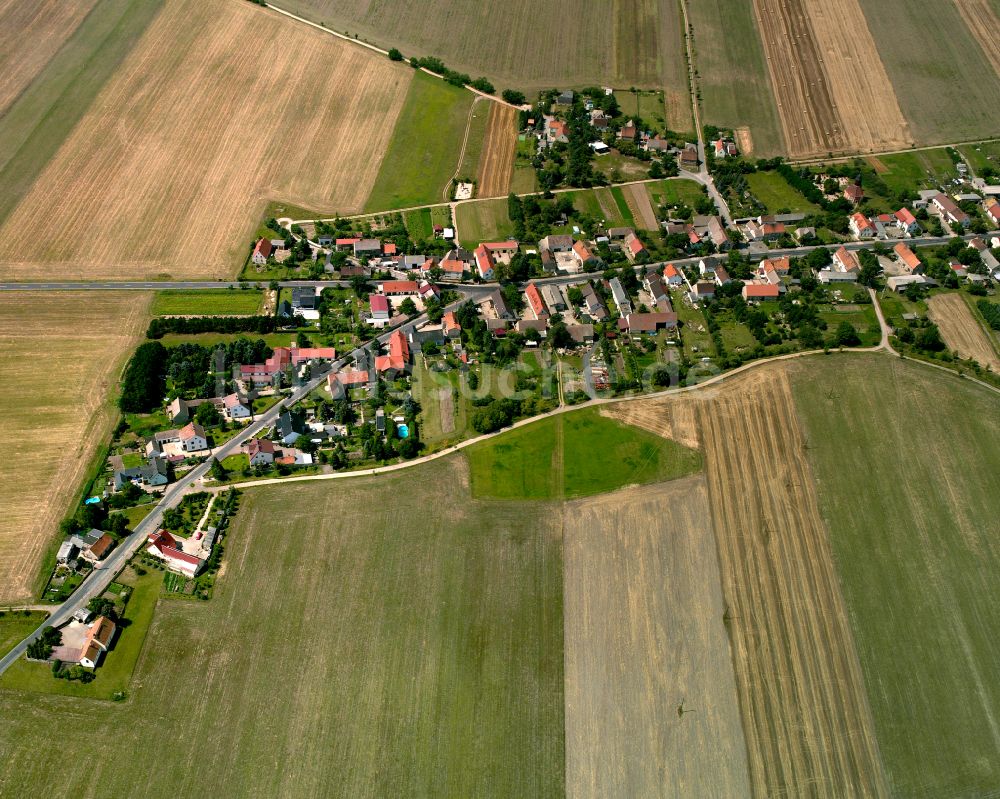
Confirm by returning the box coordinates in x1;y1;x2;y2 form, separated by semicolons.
223;393;252;420
893;242;924;274
849;212;876;239
832;246;861;273
247;438;275;467
525;283;549;320
178;423;208;453
662;263;683;286
474;245;496;281
742;282;781;301
251;238;272;266
147;530;203;579
893;207;920;236
375;330;410;377
623;233;647;263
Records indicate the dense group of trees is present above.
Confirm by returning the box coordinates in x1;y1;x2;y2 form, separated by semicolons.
26;626;62;660
119;342;168;413
977;299;1000;331
407;55;493;93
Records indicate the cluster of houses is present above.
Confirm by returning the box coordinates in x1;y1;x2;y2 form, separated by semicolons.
41;608;117;670
56;529;116;569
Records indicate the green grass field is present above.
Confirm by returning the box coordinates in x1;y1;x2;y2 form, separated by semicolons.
0;612;48;658
150;289;263;316
0;462;564;796
856;0;1000;146
956;140;1000;175
617;89;667;133
608;187;636;227
875;149;959;195
646;178;707;211
457;100;491;182
688;0;784;157
365;72;473;211
0;569;159;700
404;208;433;239
746;171;819;214
466;406;701;500
456;198;515;247
791;354;1000;797
0;0;161;227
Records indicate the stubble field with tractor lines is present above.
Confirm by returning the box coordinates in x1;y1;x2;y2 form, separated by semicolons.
0;0;412;281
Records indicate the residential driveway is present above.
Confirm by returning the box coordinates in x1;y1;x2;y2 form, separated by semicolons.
50;620;88;661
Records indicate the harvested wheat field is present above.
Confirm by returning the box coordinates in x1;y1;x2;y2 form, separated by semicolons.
928;293;1000;372
698;366;889;798
599;397;699;449
0;0;411;281
752;0;910;158
563;476;751;798
0;0;98;118
623;183;659;231
476;103;517;198
0;292;149;602
953;0;1000;81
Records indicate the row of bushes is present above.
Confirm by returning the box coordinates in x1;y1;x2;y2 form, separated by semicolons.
146;315;283;339
388;48;524;103
977;299;1000;331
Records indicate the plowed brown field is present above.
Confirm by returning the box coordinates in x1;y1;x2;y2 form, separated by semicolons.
954;0;1000;81
0;292;149;602
698;367;889;797
476;103;517;198
928;292;1000;372
564;477;751;798
0;0;97;117
752;0;909;158
599;397;699;449
624;183;659;231
0;0;410;281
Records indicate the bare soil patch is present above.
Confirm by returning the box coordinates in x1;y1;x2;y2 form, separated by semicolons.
0;292;150;602
0;0;411;280
698;366;889;797
734;126;754;157
476;103;517;198
0;0;98;118
563;476;751;798
928;292;1000;372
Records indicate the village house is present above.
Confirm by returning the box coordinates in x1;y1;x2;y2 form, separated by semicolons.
327;369;370;399
251;238;272;266
617;312;678;336
931;193;970;227
713;265;732;286
608;277;633;316
572;239;599;268
712;138;738;158
474;244;496;281
843;183;864;205
442;311;462;339
691;280;715;303
113;456;168;491
247;438;276;467
223;392;252;420
567;324;595;344
894;243;924;274
368;293;391;327
744;218;785;241
146;530;203;578
742;282;781;301
618;119;637;142
538;234;574;253
525;283;549;320
850;212;876;239
662;263;683;286
579;283;608;321
540;284;565;312
78;616;116;669
832;246;861;273
894;207;921;236
623;233;647;263
353;239;383;258
378;280;419;296
375;329;410;378
240;343;336;387
644;273;670;310
680;144;699;168
78;533;115;565
758;256;790;286
545;117;568;144
707;216;731;250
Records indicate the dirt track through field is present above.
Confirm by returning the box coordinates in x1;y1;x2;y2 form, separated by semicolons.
928;292;1000;372
752;0;909;158
0;0;411;281
953;0;1000;81
476;103;517;198
563;476;752;798
0;292;149;602
0;0;97;118
698;367;889;798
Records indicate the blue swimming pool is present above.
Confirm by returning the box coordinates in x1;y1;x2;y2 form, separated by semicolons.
397;423;409;439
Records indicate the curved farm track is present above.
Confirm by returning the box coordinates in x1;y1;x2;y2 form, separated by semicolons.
476;103;517;198
698;367;889;798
